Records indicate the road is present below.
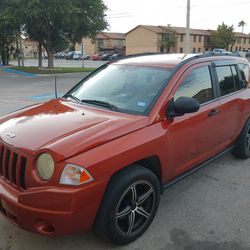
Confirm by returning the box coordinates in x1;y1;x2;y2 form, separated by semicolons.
0;67;250;250
10;59;107;68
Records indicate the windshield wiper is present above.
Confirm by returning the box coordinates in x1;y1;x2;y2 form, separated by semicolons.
65;94;80;102
81;99;120;112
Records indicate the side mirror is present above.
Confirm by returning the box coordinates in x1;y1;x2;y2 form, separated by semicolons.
167;97;200;118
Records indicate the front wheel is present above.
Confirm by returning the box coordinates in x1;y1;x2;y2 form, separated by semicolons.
95;165;161;245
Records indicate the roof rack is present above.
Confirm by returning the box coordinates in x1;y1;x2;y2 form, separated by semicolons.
111;51;242;62
200;51;241;57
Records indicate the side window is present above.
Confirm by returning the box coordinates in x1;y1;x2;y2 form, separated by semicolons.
174;66;213;104
216;65;242;97
231;66;242;90
238;64;249;86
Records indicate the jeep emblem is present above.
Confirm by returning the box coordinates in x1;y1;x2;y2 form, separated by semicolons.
6;132;16;138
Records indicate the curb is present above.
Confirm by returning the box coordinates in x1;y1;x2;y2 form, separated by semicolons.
3;68;35;77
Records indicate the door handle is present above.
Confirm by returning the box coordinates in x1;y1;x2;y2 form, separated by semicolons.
208;109;219;117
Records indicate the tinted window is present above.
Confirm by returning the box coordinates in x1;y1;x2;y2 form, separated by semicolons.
216;66;242;96
231;66;241;90
174;66;213;104
238;64;249;86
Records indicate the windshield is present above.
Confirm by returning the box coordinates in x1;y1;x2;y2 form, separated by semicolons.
65;64;171;115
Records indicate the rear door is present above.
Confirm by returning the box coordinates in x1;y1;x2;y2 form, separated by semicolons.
211;61;248;145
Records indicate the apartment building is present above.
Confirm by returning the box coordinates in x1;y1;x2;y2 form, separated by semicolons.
22;39;39;58
126;25;250;55
231;32;250;51
75;32;125;56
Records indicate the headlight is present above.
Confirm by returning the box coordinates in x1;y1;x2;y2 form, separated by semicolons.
60;164;94;185
36;153;55;180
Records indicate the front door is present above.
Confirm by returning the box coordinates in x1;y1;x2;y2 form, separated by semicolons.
164;63;230;178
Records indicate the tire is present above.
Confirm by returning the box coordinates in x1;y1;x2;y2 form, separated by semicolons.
232;118;250;159
94;165;161;245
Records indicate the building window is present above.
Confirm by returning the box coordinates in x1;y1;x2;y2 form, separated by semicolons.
193;48;196;53
97;39;104;47
179;47;183;53
199;35;202;43
180;34;184;42
237;38;241;44
193;35;197;43
198;48;201;52
244;38;246;44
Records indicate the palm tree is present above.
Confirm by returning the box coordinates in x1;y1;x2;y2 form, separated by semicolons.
238;20;246;34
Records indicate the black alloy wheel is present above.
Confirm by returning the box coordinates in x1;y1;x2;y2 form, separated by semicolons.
233;119;250;159
114;180;156;236
95;165;161;245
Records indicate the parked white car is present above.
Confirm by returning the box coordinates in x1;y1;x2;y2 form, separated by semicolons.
213;48;231;54
73;52;90;60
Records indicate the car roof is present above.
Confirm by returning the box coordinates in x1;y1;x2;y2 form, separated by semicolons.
112;53;249;69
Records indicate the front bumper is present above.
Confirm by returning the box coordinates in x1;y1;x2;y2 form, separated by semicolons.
0;177;107;236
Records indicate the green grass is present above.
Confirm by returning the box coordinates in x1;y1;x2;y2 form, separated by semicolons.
11;66;95;74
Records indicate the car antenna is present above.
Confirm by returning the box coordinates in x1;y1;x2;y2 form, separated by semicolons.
55;75;58;98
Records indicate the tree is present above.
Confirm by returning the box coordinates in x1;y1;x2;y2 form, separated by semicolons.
0;0;21;65
21;0;108;68
159;28;177;53
238;20;246;34
210;22;236;50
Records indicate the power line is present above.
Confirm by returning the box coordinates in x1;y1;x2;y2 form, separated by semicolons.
106;12;133;19
107;12;131;16
107;15;133;19
178;1;250;9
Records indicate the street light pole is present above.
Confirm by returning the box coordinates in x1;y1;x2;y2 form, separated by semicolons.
185;0;190;54
81;41;85;68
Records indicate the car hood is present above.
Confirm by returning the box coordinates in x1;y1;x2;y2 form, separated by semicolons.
0;99;149;161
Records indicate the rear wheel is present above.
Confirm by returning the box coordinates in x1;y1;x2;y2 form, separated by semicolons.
233;119;250;159
95;165;160;245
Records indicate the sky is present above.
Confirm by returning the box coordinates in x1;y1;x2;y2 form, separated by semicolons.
103;0;250;34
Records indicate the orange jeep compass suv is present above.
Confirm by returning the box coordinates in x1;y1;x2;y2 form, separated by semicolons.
0;53;250;245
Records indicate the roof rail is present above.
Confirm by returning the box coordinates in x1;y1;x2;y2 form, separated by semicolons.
111;51;242;62
111;52;166;61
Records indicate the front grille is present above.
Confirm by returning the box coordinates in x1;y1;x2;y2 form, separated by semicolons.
0;145;27;189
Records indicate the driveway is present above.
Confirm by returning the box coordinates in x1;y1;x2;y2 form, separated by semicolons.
0;67;250;250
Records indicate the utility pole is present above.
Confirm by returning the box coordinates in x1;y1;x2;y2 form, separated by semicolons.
19;37;24;67
185;0;190;54
81;41;85;68
16;36;20;67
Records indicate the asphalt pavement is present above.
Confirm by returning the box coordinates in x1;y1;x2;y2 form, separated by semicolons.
10;58;106;68
1;66;250;250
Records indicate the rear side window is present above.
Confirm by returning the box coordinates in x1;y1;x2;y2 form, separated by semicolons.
238;64;249;86
216;65;243;96
174;66;213;104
